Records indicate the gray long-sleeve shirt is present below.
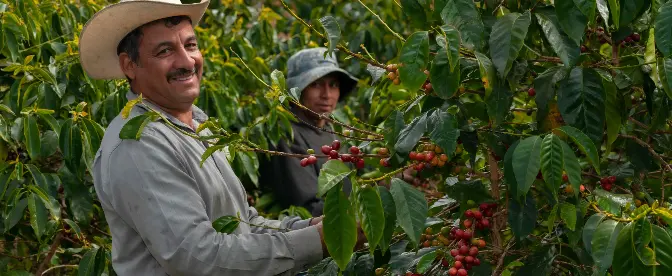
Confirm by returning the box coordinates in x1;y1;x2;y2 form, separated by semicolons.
92;91;323;276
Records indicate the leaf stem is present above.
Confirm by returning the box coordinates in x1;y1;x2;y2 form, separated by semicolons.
356;0;405;43
359;164;414;183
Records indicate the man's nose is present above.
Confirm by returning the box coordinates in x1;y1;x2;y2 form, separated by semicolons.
173;46;196;70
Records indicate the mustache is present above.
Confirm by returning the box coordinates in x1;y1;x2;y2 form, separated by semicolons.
166;68;198;79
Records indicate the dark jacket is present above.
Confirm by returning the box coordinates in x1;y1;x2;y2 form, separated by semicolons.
260;105;352;217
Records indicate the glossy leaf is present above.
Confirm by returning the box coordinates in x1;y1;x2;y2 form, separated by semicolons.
603;78;621;149
504;140;521;199
23;115;40;160
78;247;106;276
441;0;484;51
212;215;240;234
319;16;341;56
557;67;605;144
631;219;655;266
534;66;563;124
416;251;437;274
486;83;513;127
37;112;60;134
653;225;672;274
390;178;428;246
398;31;430;93
377;186;397;254
430;47;460;99
512;136;542;196
317;160;354;198
556;0;589;46
394;112;427;154
591;220;623;273
59;119;83;174
657;1;672;57
439;25;460;70
559;202;577;231
583;213;606;255
597;0;610;25
508;193;537;239
608;0;621;29
555;126;601;174
612;222;654;276
489;11;531;78
659;57;672;99
535;8;580;66
27;193;47;239
64;219;83;240
384;111;405;150
323;184;357;271
619;0;650;27
119;112;160;140
541;134;563;194
356;186;385;254
560;140;582;197
401;0;426;28
428;110;459;158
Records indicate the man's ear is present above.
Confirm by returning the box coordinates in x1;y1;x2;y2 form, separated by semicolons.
119;53;137;81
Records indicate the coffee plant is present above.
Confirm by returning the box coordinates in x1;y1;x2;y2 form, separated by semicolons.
3;0;672;275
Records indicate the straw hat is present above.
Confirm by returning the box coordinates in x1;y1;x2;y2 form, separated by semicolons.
79;0;210;79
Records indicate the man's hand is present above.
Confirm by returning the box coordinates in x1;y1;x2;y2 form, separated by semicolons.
310;216;323;226
315;222;329;258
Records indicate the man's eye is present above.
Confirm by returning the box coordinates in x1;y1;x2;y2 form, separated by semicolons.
186;43;198;49
157;48;170;55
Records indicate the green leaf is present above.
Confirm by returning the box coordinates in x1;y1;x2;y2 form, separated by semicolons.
475;51;497;97
559;202;577;231
444;179;492;215
394;112;427;154
560;140;582;197
323;184;357;271
652;225;672;274
608;0;621;29
597;0;610;25
212;215;240;234
377;186;396;254
4;198;27;232
583;213;606;255
23;115;40;160
64;219;83;240
59;119;83;174
612;222;654;276
631;219;656;266
557;67;605;144
555;126;601;174
319;16;341;57
0;104;15;116
591;220;623;273
37;112;60;134
441;0;485;51
547;204;558;233
486;83;513;127
27;193;47;239
119;112;160;140
512;135;542;196
270;69;286;92
535;8;580;66
78;247;106;276
401;0;427;28
556;0;589;46
430;47;460;99
384;111;405;151
416;251;437;274
659;57;672;99
541;134;563;195
603;78;621;149
438;25;460;70
508;193;537;239
356;186;385;254
504;140;521;199
656;1;672;57
489;11;531;78
26;184;59;221
317;160;354;198
390;178;428;246
398;31;430;93
3;29;20;62
619;0;651;27
428;111;459;158
517;246;557;275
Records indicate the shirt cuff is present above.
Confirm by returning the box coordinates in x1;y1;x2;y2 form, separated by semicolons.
290;218;312;230
284;225;323;272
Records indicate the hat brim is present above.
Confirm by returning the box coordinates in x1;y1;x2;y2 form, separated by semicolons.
287;67;359;101
79;0;210;80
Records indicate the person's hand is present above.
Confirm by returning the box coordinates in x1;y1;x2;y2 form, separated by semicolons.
315;222;329;258
309;216;323;226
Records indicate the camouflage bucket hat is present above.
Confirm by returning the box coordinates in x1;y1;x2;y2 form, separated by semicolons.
286;47;358;101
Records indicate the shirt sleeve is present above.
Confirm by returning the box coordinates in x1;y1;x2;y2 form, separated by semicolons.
106;127;323;276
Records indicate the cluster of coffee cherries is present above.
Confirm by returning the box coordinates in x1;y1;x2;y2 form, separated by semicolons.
465;203;496;230
599;175;616;191
619;32;641;46
408;144;448;171
300;140;368;169
386;64;401;85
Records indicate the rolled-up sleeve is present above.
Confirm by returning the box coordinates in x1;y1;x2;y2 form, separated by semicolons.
107;128;323;275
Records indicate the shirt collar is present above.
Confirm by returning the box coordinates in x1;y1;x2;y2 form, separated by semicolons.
126;90;208;130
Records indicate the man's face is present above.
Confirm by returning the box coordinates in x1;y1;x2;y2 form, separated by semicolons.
121;20;203;111
301;74;341;114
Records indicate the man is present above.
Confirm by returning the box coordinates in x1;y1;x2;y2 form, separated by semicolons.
259;48;358;217
80;1;360;275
